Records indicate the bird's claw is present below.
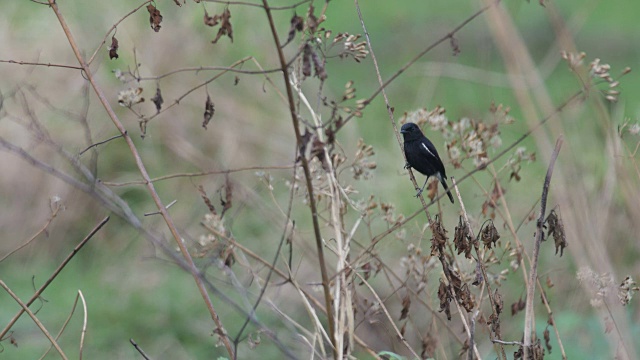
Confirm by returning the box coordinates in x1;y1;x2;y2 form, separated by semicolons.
404;162;411;170
414;188;423;198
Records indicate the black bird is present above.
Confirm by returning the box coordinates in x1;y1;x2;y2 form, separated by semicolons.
401;122;454;204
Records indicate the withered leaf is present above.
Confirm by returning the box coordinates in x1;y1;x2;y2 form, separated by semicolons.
311;49;327;80
453;216;472;258
437;280;452;320
211;8;233;44
543;327;552;353
151;86;163;113
302;44;312;77
220;175;233;217
481;221;500;249
147;4;163;32
399;293;411;320
545;209;567;256
109;35;119;60
458;283;475;312
204;10;219;27
430;215;448;256
493;288;503;315
511;297;526;316
283;14;304;47
197;185;217;214
306;4;318;34
203;94;215;129
421;332;437;359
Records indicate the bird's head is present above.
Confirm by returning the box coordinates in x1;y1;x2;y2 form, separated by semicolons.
400;122;423;141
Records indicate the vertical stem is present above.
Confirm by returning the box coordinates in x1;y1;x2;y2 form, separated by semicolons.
523;136;563;357
260;1;337;357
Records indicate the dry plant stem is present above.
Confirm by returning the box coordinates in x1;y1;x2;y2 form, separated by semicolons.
45;2;234;357
0;216;109;341
523;136;563;357
130;339;151;360
0;59;83;70
452;178;505;360
226;234;378;357
79;134;123;155
261;0;337;356
103;164;294;187
78;290;87;360
0;206;61;262
0;281;68;360
484;167;567;359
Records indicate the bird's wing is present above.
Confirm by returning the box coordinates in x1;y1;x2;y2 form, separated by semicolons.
419;139;447;176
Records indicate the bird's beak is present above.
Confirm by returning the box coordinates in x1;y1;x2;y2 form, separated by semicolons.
400;129;407;134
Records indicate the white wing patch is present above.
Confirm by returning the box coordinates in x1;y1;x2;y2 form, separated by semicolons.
421;142;435;157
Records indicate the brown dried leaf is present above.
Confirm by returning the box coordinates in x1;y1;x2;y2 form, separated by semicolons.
198;185;217;214
212;8;233;43
203;94;215;129
421;332;437;359
543;327;552;353
306;4;318;34
458;283;475;312
284;14;304;47
511;297;526;316
399;293;411;320
437;280;452;320
220;175;233;217
151;86;163;113
147;4;163;32
545;209;567;256
302;44;312;77
481;221;500;249
109;35;119;60
204;10;219;27
311;49;327;80
494;288;503;315
453;216;472;258
430;215;448;256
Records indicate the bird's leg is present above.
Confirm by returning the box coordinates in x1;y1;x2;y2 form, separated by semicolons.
415;176;430;197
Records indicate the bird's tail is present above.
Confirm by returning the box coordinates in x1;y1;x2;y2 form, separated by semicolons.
437;173;455;204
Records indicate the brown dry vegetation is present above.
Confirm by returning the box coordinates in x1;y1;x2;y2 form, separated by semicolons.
0;1;639;359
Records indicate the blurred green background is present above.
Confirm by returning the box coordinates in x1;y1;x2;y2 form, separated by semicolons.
0;0;639;359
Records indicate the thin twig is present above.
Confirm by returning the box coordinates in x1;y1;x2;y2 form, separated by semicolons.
0;59;83;70
78;134;124;155
0;216;109;340
523;136;563;357
0;281;68;360
78;290;88;360
130;339;151;360
144;199;177;216
102;164;294;187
